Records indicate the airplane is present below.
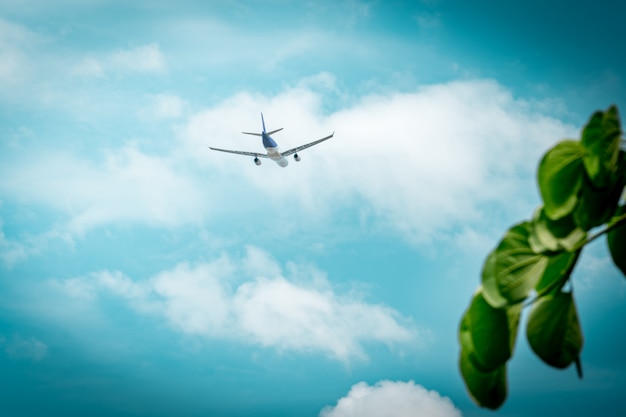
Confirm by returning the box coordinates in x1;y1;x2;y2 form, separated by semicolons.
208;113;334;167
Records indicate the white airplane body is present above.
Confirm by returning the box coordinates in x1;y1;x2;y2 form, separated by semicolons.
209;114;334;167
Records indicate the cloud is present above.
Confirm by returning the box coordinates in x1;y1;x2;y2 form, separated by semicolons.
320;380;461;417
71;57;106;78
0;146;210;236
147;94;188;119
0;219;74;269
0;17;47;86
109;43;166;74
57;247;416;362
1;335;48;361
0;18;168;115
574;249;626;293
0;224;28;267
233;275;412;360
2;77;577;261
184;78;576;244
72;43;166;77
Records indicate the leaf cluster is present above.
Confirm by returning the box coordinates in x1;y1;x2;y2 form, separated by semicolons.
459;106;626;409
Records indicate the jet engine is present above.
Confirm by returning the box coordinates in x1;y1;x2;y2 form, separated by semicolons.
254;157;262;166
294;153;301;162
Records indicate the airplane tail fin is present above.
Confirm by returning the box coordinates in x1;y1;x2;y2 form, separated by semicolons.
241;113;283;136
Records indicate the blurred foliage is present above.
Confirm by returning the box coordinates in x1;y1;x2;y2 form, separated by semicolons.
459;105;626;409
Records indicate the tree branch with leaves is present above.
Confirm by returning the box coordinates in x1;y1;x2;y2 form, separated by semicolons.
458;105;626;409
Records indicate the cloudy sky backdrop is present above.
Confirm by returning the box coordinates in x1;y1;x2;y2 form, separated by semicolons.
1;1;625;416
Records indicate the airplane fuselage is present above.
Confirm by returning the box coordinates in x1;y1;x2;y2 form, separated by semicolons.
262;132;289;167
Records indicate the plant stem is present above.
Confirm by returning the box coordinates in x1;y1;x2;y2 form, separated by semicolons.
582;211;626;247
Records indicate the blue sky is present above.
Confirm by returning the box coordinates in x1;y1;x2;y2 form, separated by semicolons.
1;1;625;416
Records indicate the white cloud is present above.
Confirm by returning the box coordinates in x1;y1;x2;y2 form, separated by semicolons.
233;275;412;360
0;146;210;235
1;335;48;361
71;43;166;78
0;226;27;267
161;16;372;72
147;94;188;119
71;57;106;78
57;247;416;362
2;78;577;258
152;262;233;335
185;79;576;244
0;18;47;86
0;219;74;268
109;43;166;73
320;380;461;417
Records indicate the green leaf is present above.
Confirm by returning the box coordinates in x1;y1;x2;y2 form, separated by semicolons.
526;290;584;370
535;250;581;295
528;207;586;253
574;150;626;231
459;289;521;371
481;251;508;308
581;105;622;189
482;222;549;307
538;140;585;220
506;303;522;351
608;205;626;277
458;287;521;409
459;350;507;410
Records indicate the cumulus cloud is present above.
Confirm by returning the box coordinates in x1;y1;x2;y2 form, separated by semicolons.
233;275;412;359
184;78;576;244
320;380;461;417
0;146;209;235
57;247;416;362
1;335;48;361
2;77;577;258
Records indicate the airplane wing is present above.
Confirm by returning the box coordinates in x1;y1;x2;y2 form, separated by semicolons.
208;146;270;158
281;132;334;157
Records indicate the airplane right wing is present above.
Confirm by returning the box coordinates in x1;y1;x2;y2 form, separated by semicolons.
208;146;270;158
281;132;334;157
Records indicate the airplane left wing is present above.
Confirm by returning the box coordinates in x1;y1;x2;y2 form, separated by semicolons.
281;132;335;157
208;146;270;158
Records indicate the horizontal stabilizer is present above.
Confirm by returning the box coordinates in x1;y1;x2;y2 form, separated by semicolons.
242;127;283;136
266;128;283;136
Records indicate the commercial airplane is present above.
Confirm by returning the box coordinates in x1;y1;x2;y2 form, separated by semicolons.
208;113;334;167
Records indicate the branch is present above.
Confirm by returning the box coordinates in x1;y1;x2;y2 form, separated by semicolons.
580;210;626;247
